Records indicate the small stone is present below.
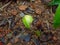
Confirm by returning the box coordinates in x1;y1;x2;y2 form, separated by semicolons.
7;42;12;45
24;34;31;42
35;8;42;14
19;12;25;17
19;33;31;42
18;5;28;11
11;10;17;15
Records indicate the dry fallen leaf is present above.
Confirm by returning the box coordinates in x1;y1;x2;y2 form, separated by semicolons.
35;8;42;14
18;5;28;11
11;10;17;15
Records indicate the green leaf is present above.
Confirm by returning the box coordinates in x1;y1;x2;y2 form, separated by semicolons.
53;4;60;28
35;30;41;37
22;15;33;29
49;0;60;5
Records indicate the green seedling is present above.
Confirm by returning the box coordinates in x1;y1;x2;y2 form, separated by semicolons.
53;4;60;28
22;15;33;29
49;0;60;5
34;30;41;37
49;0;60;28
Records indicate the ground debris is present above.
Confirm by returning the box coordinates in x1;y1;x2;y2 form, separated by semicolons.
0;0;59;45
18;5;28;11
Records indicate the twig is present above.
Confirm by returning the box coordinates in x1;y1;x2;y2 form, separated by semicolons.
46;20;50;30
0;1;11;11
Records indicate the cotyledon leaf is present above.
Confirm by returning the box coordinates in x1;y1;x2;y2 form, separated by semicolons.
22;15;33;29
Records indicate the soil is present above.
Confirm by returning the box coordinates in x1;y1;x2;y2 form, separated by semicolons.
0;0;59;45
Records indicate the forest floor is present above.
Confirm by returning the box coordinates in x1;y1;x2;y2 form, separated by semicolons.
0;0;60;45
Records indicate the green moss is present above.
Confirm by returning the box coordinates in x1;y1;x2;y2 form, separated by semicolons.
35;30;41;37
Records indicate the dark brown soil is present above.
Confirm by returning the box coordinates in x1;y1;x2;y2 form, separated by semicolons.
0;0;59;45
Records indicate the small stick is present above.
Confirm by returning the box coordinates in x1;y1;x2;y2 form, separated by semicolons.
0;1;11;11
45;20;49;30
